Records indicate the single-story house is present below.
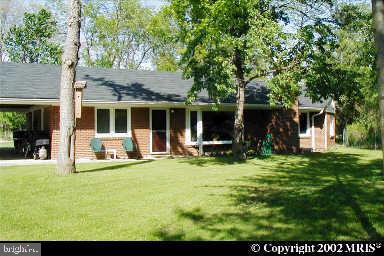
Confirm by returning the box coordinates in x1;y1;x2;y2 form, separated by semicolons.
0;62;336;159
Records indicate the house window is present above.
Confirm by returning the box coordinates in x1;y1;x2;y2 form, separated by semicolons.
190;111;197;142
96;109;110;133
202;111;233;141
299;112;310;136
115;109;128;133
95;108;131;137
329;115;335;137
186;109;233;145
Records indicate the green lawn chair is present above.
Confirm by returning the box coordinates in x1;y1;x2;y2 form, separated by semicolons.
260;133;273;157
90;137;103;153
122;137;135;152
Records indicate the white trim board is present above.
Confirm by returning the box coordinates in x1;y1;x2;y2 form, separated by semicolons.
185;109;234;146
94;107;132;138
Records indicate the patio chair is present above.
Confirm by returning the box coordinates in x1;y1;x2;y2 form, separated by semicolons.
90;138;117;159
260;133;273;157
90;138;103;153
122;137;136;152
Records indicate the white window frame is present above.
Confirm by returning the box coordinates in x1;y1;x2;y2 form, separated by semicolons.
329;115;335;138
185;109;233;145
94;107;131;138
299;112;311;138
185;109;199;145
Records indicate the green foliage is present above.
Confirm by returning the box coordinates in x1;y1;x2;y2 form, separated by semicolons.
299;3;376;132
0;112;26;130
170;0;339;106
82;0;178;70
154;53;179;72
345;122;381;149
4;8;62;64
147;7;181;71
267;73;301;107
171;0;287;104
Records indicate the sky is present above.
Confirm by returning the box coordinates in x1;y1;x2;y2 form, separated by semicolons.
141;0;166;10
27;0;166;10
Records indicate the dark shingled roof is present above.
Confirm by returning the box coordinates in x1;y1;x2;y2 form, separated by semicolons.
0;62;333;111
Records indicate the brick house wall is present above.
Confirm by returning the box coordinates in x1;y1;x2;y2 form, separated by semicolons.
51;106;95;159
51;106;154;159
130;108;150;158
50;106;59;159
49;104;334;159
268;102;300;153
243;106;299;153
170;108;198;156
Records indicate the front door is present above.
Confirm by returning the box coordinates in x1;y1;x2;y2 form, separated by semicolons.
151;109;167;153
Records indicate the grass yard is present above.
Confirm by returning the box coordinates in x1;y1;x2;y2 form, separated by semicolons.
0;146;383;240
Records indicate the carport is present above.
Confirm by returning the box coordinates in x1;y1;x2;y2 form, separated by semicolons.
0;102;51;160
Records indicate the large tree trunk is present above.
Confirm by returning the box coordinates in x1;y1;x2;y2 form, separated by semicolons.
373;0;384;176
233;81;246;160
56;0;81;175
232;49;246;160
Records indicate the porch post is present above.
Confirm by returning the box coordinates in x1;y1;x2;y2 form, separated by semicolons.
197;110;203;156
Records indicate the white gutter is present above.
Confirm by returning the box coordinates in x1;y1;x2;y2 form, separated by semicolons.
0;98;282;109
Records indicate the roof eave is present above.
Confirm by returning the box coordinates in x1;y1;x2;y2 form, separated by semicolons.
0;98;282;109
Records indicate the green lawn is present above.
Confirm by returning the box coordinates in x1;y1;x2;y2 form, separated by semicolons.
0;146;383;240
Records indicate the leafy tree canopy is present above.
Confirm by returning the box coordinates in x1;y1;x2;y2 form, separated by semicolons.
4;8;62;64
298;3;376;131
170;0;292;105
0;112;26;130
82;0;178;70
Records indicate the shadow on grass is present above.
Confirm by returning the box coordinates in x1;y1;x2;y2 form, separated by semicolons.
155;151;384;240
78;160;153;173
153;227;187;241
179;156;247;167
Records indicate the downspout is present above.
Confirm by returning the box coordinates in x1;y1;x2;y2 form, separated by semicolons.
197;111;203;156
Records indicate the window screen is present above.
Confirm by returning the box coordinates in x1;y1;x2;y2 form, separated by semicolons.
202;111;234;141
115;109;127;133
97;109;110;133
